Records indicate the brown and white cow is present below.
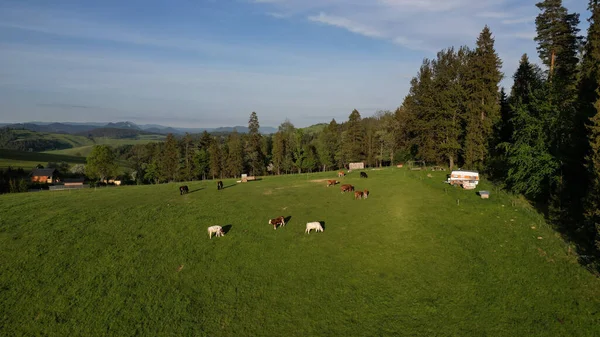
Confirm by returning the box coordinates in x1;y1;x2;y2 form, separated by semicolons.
327;180;338;187
363;189;369;199
338;171;345;177
340;184;354;193
268;216;286;230
354;191;364;200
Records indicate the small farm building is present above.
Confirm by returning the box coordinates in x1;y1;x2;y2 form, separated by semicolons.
30;168;58;184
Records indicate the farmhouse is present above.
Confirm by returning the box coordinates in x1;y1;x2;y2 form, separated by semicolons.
30;168;58;184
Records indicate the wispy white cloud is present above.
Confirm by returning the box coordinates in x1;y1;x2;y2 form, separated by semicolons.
266;12;288;18
308;12;385;38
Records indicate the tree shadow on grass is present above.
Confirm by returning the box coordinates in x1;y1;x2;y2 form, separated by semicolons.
222;224;233;234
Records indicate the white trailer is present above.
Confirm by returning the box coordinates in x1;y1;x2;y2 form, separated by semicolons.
447;170;479;190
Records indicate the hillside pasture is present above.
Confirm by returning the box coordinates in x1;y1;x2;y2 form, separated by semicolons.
0;169;598;336
45;135;165;157
0;149;87;169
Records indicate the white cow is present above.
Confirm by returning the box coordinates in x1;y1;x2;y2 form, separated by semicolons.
305;222;324;234
208;225;225;239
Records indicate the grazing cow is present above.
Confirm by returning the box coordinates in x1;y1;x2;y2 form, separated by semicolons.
354;191;364;200
305;222;324;234
217;180;223;190
207;225;225;239
338;171;345;177
360;172;368;178
268;216;286;230
179;185;189;195
340;184;354;193
327;180;338;187
363;189;369;199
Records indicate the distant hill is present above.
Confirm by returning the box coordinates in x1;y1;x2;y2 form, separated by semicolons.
1;121;277;135
77;128;155;139
301;123;328;135
104;121;141;130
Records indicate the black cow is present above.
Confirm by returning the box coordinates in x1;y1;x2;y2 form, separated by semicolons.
360;172;368;178
179;185;189;195
217;180;224;190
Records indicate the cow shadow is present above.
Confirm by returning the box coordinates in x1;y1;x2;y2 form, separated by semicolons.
222;224;233;234
188;187;205;194
221;184;236;190
319;221;326;230
284;216;292;225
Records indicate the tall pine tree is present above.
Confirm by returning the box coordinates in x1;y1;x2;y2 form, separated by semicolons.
342;109;365;163
246;112;265;176
160;133;180;182
463;26;503;170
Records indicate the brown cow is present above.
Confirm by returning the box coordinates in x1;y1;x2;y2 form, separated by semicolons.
327;180;338;187
268;216;286;230
354;191;364;200
363;189;369;199
338;171;345;177
341;184;354;193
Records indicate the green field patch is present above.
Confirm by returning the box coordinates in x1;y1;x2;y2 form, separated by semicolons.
0;169;598;336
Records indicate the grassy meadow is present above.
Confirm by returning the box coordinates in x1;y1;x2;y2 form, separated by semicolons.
44;135;165;157
0;168;599;336
0;149;87;170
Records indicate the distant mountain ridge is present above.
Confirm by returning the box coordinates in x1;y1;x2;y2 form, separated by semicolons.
1;121;277;135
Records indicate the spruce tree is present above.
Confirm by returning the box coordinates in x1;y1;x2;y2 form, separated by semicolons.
226;131;244;178
246;112;264;176
404;60;437;163
432;47;468;169
583;1;600;254
271;132;285;175
535;0;583;229
463;26;503;170
342;109;365;163
181;133;195;181
586;95;600;252
208;138;222;179
505;55;554;198
160;133;180;182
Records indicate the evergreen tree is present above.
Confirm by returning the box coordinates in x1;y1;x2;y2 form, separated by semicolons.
586;95;600;252
194;148;210;180
342;109;365;163
404;59;437;163
583;0;600;254
505;55;556;199
535;0;583;230
226;131;244;178
272;132;285;175
208;138;222;179
181;133;195;181
246;112;265;176
160;133;180;182
463;26;503;170
432;47;469;169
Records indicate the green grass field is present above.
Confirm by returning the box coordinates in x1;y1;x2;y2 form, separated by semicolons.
44;135;165;157
1;169;599;336
0;149;87;169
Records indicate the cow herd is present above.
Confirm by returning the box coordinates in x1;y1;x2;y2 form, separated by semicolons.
181;169;370;239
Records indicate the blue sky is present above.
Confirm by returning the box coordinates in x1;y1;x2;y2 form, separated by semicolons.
0;0;589;128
